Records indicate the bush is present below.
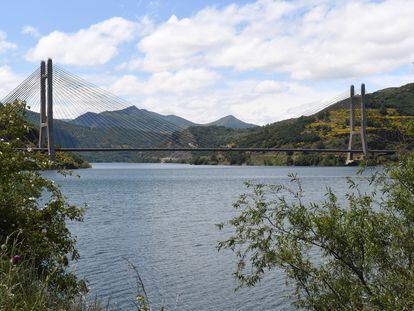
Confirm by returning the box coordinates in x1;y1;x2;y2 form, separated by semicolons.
0;101;86;307
218;154;414;309
0;236;84;310
292;152;321;166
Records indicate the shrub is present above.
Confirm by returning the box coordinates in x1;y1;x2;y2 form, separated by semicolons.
0;101;86;307
218;154;414;309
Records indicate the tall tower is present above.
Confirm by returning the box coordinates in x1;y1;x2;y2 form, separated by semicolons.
39;61;47;148
38;59;55;160
346;83;368;164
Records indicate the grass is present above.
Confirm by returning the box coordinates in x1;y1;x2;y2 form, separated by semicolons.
0;239;156;311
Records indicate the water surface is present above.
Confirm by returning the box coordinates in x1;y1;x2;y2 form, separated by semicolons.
44;163;370;310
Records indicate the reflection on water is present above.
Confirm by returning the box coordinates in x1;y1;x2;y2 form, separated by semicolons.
43;163;372;310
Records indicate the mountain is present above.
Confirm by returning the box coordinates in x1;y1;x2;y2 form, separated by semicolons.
70;112;111;128
25;109;171;149
161;114;197;127
71;106;184;133
72;106;256;130
205;115;257;129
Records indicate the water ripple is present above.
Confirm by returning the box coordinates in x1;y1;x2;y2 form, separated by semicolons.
43;164;367;310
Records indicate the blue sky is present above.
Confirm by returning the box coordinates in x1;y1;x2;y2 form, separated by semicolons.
1;0;414;124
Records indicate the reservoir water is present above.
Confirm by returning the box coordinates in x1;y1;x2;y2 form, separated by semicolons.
43;163;370;310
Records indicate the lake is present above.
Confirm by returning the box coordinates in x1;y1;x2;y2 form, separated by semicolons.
43;163;372;310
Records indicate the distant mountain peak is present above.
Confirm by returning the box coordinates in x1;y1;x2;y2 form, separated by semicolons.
80;111;99;117
71;104;257;131
220;115;239;121
206;115;257;129
120;105;141;115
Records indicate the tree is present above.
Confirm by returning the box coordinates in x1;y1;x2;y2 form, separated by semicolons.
0;101;86;305
379;103;387;116
218;155;414;310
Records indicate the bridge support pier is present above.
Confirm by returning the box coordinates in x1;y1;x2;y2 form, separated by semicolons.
346;85;356;164
39;61;47;148
346;84;368;164
46;59;55;160
38;59;55;160
360;84;368;157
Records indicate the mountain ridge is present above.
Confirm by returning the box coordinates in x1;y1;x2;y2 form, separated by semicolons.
205;115;257;129
71;105;257;130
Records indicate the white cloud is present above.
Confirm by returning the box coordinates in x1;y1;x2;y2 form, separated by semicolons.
254;80;287;94
124;10;238;72
18;0;414;125
365;73;414;92
0;31;16;53
107;74;337;125
21;26;40;38
26;17;138;66
110;68;219;95
124;0;414;80
0;66;22;100
136;16;155;37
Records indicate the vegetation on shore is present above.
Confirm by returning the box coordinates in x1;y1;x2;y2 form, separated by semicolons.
0;101;87;309
0;101;148;310
55;151;91;169
218;148;414;309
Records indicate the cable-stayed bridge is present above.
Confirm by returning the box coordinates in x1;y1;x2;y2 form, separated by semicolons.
0;59;397;161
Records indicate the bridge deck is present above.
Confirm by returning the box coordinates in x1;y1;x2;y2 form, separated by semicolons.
20;147;397;154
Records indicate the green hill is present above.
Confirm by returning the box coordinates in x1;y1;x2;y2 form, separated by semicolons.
205;115;257;129
328;83;414;115
71;106;185;133
26;111;166;150
236;83;414;150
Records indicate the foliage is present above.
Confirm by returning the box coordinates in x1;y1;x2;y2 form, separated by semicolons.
205;115;257;129
191;155;219;165
56;151;91;169
228;152;251;165
365;83;414;115
237;107;414;154
1;237;89;311
0;101;86;307
187;125;241;148
218;154;414;309
0;251;154;310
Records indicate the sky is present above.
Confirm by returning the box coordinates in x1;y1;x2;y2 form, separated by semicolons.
1;0;414;125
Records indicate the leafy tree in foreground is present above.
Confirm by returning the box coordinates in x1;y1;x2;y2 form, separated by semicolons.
0;101;86;308
218;155;414;310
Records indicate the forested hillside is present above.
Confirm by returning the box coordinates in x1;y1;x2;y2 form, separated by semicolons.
188;83;414;165
236;83;414;149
